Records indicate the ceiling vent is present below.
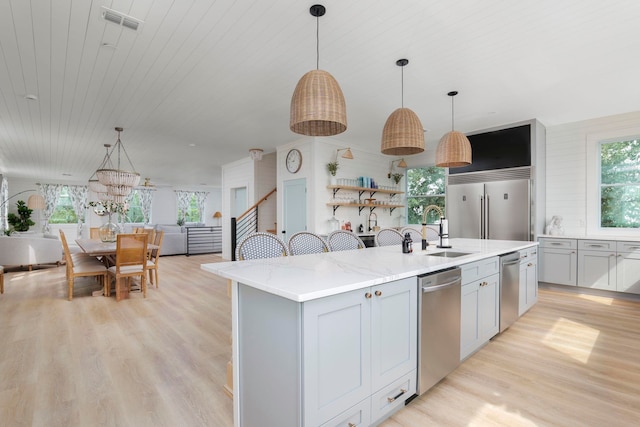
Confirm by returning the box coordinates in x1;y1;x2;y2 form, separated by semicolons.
101;7;144;32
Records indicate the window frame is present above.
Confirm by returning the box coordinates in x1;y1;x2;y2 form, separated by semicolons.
405;166;446;225
586;127;640;235
48;186;78;224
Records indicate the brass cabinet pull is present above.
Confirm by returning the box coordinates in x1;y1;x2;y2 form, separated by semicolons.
348;423;356;427
375;290;382;296
527;263;533;267
365;292;372;299
387;388;407;403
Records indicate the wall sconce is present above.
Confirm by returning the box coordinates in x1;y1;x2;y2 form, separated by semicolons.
249;148;264;161
335;147;354;162
388;158;407;178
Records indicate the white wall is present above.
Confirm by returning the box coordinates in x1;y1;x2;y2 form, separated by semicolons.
221;157;255;260
255;152;277;233
545;110;640;236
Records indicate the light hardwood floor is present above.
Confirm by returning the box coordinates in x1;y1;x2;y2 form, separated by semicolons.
1;258;639;427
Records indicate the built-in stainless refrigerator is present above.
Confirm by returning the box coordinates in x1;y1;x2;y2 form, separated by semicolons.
447;178;531;241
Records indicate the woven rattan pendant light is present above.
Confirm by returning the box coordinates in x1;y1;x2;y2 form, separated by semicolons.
435;91;472;168
381;59;424;155
290;4;347;136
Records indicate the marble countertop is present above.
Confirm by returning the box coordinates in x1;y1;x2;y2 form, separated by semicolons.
201;238;537;302
538;234;640;242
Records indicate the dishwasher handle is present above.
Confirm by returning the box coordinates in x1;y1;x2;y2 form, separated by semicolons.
421;277;461;293
501;259;520;267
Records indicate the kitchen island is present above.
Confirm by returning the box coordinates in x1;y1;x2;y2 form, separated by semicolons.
202;238;537;427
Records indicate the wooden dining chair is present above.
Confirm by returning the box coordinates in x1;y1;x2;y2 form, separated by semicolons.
146;230;164;288
59;230;108;301
108;233;149;301
134;227;156;245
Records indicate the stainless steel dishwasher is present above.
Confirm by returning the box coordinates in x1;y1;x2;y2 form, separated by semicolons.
499;251;521;333
417;267;462;395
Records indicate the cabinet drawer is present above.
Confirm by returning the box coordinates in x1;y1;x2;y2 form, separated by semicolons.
370;370;417;425
519;246;538;263
461;256;499;284
617;241;640;254
578;240;616;251
539;238;577;249
320;398;371;427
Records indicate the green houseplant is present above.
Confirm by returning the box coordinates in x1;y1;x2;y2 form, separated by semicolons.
326;161;339;176
7;200;35;232
390;173;404;185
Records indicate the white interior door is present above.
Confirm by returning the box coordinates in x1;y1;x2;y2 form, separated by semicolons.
283;178;306;242
232;187;247;217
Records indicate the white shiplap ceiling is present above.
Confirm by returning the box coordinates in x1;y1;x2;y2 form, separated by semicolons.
1;0;639;187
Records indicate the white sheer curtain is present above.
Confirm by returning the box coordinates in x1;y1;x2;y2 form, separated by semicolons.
67;185;88;238
193;191;209;223
175;190;192;223
137;187;155;224
41;184;62;234
0;176;7;232
175;190;208;223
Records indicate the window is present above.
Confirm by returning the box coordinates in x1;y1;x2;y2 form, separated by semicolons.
599;138;640;228
185;195;200;222
406;166;446;224
49;186;77;224
125;191;145;223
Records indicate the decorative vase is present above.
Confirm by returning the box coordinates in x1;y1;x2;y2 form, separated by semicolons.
330;176;337;186
99;215;120;242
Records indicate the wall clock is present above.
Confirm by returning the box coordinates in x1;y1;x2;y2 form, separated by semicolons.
286;148;302;173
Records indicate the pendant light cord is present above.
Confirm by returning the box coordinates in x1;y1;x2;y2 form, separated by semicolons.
316;15;320;70
401;65;404;108
451;95;454;131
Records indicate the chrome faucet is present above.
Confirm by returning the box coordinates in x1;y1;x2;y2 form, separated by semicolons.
420;205;444;250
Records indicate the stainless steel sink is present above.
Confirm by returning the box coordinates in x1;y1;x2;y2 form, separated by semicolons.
423;251;471;258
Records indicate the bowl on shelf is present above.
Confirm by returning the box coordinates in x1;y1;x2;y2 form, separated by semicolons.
365;198;376;204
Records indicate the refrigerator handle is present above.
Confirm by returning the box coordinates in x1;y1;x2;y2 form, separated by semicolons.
486;194;490;239
480;195;485;239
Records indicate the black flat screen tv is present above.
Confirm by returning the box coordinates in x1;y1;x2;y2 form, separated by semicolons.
448;124;531;174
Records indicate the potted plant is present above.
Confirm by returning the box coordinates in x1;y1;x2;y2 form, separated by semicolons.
390;173;404;185
327;161;339;185
7;200;35;232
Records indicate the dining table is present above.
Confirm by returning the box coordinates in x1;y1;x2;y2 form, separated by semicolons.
75;238;159;298
75;238;159;258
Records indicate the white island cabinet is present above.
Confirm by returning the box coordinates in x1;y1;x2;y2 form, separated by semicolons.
460;257;500;360
236;277;417;427
519;246;538;315
202;238;538;427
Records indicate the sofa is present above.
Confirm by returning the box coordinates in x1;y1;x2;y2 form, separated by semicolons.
0;235;63;269
155;224;187;256
122;223;189;256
